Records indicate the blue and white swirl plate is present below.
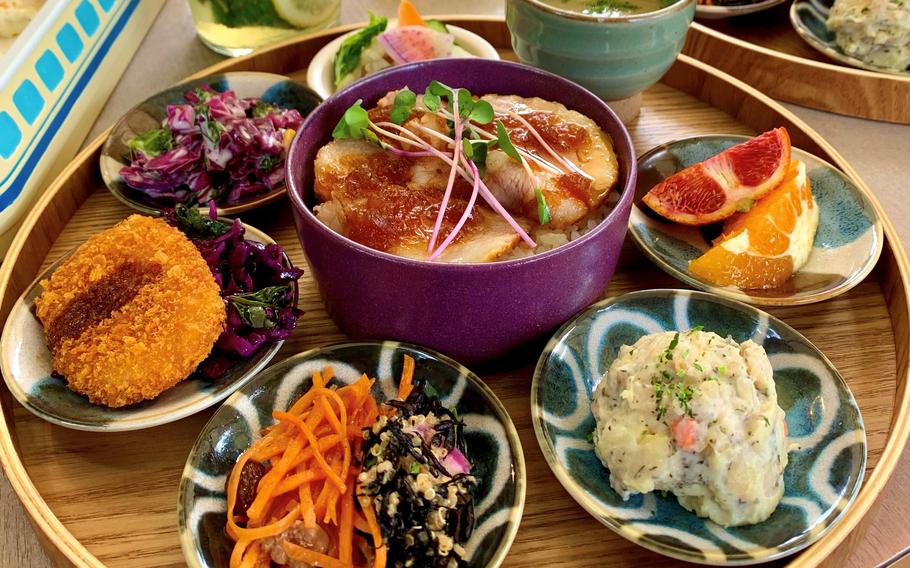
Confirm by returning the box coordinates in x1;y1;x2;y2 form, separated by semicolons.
531;289;865;565
0;221;290;432
630;135;883;306
178;341;526;568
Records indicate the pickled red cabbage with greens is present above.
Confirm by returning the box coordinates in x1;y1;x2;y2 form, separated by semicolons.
121;86;303;207
165;204;303;378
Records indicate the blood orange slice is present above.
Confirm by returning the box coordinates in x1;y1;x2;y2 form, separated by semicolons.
643;128;791;226
688;160;818;290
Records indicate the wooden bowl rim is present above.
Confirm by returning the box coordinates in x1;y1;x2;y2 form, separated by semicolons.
0;16;907;568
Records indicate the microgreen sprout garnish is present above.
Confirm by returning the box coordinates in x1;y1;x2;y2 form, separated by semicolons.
328;80;596;259
390;88;417;125
496;120;521;162
331;100;371;140
535;188;551;225
690;325;704;333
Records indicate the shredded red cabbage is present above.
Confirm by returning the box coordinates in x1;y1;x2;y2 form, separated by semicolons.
164;204;303;379
121;85;303;207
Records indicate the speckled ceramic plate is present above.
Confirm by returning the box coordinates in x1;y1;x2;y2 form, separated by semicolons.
100;72;322;216
695;0;789;21
629;135;883;306
178;341;526;568
531;289;865;565
790;0;910;76
0;221;294;432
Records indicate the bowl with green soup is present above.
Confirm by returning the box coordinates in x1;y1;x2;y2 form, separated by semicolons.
506;0;695;102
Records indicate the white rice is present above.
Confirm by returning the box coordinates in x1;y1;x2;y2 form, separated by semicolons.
499;191;620;261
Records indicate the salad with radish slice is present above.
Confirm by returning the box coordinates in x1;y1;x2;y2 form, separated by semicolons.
333;1;474;91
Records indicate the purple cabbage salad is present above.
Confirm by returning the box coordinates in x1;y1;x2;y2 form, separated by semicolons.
165;204;303;379
121;85;303;206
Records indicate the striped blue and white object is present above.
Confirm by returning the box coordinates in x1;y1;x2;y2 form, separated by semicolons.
0;0;164;255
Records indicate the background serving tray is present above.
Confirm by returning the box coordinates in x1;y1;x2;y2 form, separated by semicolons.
1;17;908;568
684;8;910;125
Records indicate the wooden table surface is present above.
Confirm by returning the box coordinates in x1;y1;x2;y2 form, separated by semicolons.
2;1;909;567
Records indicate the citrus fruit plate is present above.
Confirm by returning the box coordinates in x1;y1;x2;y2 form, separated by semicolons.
630;134;882;305
0;17;908;568
683;11;910;124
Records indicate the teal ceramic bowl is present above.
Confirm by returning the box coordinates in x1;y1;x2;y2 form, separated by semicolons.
505;0;696;101
532;289;865;564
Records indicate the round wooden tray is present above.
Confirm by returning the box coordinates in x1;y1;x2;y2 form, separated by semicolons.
1;17;908;568
684;6;910;125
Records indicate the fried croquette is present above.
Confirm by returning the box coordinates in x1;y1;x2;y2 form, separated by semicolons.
34;215;226;407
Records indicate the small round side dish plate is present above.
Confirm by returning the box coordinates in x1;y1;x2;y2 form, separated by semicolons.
0;222;294;432
629;135;883;306
100;72;322;216
306;21;501;99
790;0;910;76
695;0;789;21
531;289;865;565
178;341;526;568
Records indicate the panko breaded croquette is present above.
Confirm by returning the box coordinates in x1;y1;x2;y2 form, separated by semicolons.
34;215;226;407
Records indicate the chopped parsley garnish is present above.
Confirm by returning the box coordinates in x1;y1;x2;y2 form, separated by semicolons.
762;416;771;427
693;362;703;372
718;365;727;375
690;325;704;333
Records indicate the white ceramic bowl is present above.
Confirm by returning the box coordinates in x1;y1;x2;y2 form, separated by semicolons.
306;20;500;99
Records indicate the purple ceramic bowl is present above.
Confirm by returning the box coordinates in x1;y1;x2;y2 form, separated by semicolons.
286;59;636;364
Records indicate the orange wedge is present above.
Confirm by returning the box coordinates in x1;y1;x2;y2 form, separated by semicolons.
688;160;818;289
643;128;791;226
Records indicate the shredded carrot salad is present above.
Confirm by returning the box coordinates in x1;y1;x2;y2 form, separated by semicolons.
225;361;417;568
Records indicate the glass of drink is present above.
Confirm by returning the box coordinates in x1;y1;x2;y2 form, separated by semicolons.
188;0;341;57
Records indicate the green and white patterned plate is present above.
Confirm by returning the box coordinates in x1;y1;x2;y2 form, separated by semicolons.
178;341;526;568
531;289;865;565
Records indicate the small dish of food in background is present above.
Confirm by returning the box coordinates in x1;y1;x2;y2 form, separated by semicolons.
628;131;883;306
791;0;910;75
100;72;322;216
505;0;695;122
0;207;303;431
532;289;866;564
178;341;525;568
695;0;790;20
287;58;637;364
306;0;500;100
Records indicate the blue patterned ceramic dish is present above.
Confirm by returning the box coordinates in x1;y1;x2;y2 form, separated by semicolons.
790;0;910;75
629;135;883;306
99;72;322;216
531;289;865;565
0;222;292;432
178;341;526;568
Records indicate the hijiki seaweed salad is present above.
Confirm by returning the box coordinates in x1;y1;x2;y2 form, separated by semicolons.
360;373;477;567
165;204;303;378
225;356;478;568
121;85;303;207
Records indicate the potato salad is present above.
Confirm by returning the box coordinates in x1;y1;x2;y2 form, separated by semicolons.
590;329;788;527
